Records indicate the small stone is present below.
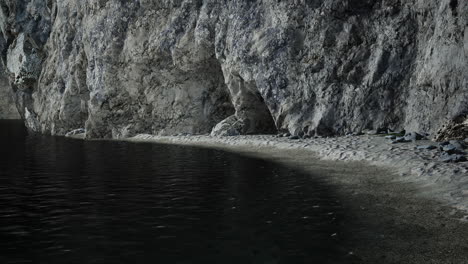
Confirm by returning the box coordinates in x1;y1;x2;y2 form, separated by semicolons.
439;141;450;146
442;144;466;155
385;135;396;140
65;128;85;137
283;132;291;137
289;135;300;140
365;130;378;135
421;132;431;138
417;145;437;150
440;154;467;163
404;132;425;141
392;137;410;144
449;140;467;150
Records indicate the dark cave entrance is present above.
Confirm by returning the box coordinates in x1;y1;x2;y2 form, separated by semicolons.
227;74;277;135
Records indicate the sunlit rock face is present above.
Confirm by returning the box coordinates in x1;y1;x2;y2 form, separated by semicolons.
0;0;466;139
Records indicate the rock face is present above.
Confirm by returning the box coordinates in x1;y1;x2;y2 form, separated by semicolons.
0;64;19;119
0;0;466;139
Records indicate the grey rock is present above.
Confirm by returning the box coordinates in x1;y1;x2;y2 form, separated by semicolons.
175;133;191;137
375;128;389;135
449;140;467;150
421;132;431;138
365;130;378;135
65;128;85;137
392;137;411;144
439;154;467;163
442;144;466;155
442;144;457;153
283;133;291;138
404;132;425;141
0;1;466;139
288;135;300;140
385;135;397;140
210;115;242;137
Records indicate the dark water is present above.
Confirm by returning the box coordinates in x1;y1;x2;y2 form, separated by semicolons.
0;120;351;264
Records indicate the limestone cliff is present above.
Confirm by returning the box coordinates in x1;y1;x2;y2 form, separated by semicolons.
0;0;466;139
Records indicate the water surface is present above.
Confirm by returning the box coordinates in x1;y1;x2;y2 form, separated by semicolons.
0;120;350;263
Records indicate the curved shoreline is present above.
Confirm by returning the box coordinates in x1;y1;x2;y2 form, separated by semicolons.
70;132;468;262
124;133;468;262
128;134;468;215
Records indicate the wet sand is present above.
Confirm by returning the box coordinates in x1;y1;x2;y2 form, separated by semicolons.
126;134;468;263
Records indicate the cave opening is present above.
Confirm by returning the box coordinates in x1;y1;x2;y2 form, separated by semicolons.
227;74;277;135
449;0;458;16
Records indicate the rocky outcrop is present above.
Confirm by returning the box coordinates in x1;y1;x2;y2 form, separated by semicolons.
0;0;466;139
0;64;19;119
435;112;468;141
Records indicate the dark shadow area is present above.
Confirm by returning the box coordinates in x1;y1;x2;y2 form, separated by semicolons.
0;120;353;264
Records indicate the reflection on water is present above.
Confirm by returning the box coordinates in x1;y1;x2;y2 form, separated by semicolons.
0;120;350;263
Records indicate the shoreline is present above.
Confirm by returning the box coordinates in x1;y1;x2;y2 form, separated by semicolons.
59;131;468;262
124;133;468;262
127;133;468;215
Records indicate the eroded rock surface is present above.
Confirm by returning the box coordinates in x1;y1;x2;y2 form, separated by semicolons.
0;0;466;139
0;64;19;119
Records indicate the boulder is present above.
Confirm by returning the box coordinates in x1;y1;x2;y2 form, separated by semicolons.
210;115;242;137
